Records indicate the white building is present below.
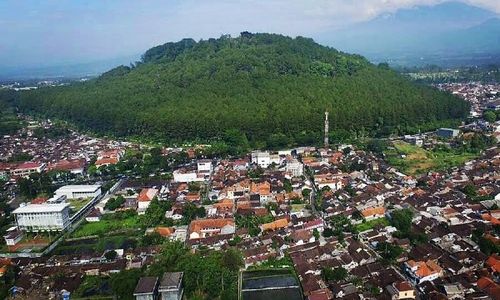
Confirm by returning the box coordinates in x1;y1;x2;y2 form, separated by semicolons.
172;169;205;183
251;151;280;168
3;227;23;246
12;203;71;232
197;159;212;173
54;185;102;199
285;159;304;177
251;151;270;168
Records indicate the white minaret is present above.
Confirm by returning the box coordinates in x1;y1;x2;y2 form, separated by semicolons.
324;111;329;149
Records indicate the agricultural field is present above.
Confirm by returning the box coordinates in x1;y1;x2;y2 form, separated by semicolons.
385;141;477;175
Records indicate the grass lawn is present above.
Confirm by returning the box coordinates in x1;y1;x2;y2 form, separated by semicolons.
291;204;306;212
71;214;140;238
385;141;477;175
355;218;389;232
68;197;93;215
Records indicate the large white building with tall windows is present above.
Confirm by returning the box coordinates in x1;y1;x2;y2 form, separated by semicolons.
12;203;71;232
54;185;102;199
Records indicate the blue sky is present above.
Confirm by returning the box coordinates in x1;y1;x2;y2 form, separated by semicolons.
1;0;499;68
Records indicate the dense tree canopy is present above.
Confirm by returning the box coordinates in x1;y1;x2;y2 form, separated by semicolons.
2;33;469;148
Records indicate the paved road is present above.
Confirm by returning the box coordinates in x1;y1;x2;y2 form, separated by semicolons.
305;167;320;217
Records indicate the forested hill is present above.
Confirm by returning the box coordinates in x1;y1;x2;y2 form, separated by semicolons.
2;33;469;149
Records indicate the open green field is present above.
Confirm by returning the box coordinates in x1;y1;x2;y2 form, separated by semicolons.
71;214;140;238
385;141;477;175
355;217;389;232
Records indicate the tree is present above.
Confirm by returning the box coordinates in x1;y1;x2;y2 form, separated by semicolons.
104;250;118;260
181;202;206;224
105;195;126;211
322;267;348;282
342;147;352;156
313;228;320;240
222;248;244;271
367;139;388;155
484;111;497;123
390;209;413;236
302;188;311;199
139;198;172;228
322;227;334;238
188;182;201;192
110;269;142;300
283;179;293;193
376;242;403;263
462;184;477;198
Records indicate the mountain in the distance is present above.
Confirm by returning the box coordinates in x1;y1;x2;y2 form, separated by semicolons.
2;33;468;149
317;1;500;66
0;54;140;81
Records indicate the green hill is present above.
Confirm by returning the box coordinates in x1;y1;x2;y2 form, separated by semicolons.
3;33;469;149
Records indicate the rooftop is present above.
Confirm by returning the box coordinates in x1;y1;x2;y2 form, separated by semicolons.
133;276;158;295
55;185;101;193
159;272;183;290
12;203;70;214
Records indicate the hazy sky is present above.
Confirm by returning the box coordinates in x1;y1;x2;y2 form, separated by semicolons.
1;0;499;68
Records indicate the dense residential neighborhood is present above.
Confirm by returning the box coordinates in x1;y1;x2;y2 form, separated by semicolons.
0;83;498;299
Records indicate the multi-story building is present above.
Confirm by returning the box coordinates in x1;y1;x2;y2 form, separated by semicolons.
10;162;46;177
196;159;213;173
285;158;304;177
158;272;184;300
133;277;159;300
12;203;71;232
54;185;102;199
251;151;280;168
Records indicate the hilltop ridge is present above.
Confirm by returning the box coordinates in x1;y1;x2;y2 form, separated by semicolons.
3;33;469;149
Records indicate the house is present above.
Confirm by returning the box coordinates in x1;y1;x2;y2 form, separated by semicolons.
361;207;386;221
158;272;183;300
261;218;289;231
189;219;235;239
155;227;175;238
137;188;159;214
386;281;415;299
133;277;159;300
95;149;123;168
48;159;86;175
405;260;443;283
85;209;102;222
314;174;344;191
3;227;23;246
436;128;460;138
11;162;45;177
250;181;272;204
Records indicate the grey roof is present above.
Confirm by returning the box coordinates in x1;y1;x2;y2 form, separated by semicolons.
159;272;183;290
133;277;158;295
12;203;70;214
